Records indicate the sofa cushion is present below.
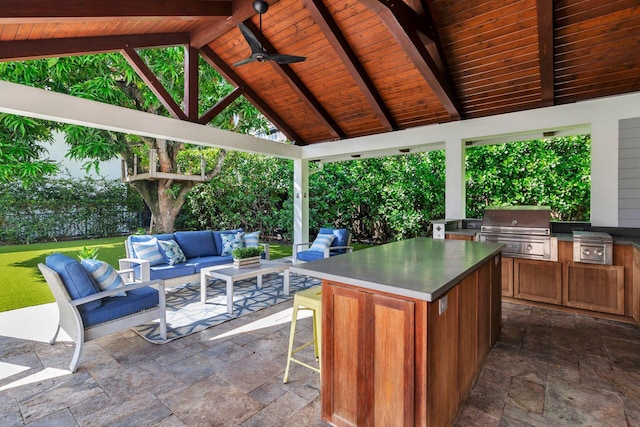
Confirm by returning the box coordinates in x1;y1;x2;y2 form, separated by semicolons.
319;227;350;254
220;232;245;256
158;239;186;265
131;238;165;266
244;231;260;248
143;263;196;281
309;233;335;251
187;255;234;272
296;250;326;262
175;231;216;259
80;287;159;328
81;259;126;297
212;229;243;256
46;253;102;311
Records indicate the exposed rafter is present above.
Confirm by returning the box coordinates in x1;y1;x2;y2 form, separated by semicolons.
537;0;555;106
121;47;188;121
0;33;190;62
199;45;304;144
303;0;397;132
242;20;346;141
360;0;461;120
0;0;232;21
199;87;242;125
190;0;279;48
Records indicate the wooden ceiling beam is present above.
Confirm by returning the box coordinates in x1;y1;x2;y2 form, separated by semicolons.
361;0;461;120
190;0;279;48
198;87;242;125
537;0;555;106
199;44;305;144
0;0;232;21
0;33;190;62
121;46;188;121
303;0;397;132
242;20;346;140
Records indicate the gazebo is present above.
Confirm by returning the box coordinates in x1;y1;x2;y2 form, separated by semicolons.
1;0;639;240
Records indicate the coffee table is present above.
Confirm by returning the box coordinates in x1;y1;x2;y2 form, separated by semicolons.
200;260;290;314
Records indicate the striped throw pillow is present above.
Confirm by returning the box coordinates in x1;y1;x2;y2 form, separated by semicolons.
131;238;165;266
81;259;126;297
309;233;335;251
245;231;260;248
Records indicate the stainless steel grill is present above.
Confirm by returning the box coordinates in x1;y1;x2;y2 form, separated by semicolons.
477;206;558;261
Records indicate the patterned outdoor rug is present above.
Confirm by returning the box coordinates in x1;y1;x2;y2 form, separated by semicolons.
132;272;320;343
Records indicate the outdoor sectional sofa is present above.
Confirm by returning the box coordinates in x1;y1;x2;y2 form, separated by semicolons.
119;229;270;288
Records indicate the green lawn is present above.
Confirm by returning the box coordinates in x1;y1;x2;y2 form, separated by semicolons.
0;237;371;312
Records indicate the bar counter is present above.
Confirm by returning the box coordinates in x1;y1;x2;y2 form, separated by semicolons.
290;237;505;426
290;237;504;301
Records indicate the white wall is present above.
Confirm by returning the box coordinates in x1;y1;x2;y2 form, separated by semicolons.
48;131;121;179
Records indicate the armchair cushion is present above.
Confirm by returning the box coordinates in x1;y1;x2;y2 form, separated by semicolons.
80;287;160;328
220;231;245;256
309;233;335;251
244;231;260;248
296;250;327;262
80;259;126;297
46;254;102;311
158;239;186;265
175;230;216;259
320;227;350;254
131;238;165;266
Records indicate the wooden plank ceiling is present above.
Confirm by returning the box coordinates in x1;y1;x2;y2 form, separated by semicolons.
1;0;639;145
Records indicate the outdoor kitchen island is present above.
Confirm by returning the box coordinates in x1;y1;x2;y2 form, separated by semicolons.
290;237;504;427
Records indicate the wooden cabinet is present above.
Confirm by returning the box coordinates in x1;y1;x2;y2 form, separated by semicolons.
445;233;475;241
563;262;625;315
501;256;514;297
322;256;501;427
322;283;416;427
514;258;563;305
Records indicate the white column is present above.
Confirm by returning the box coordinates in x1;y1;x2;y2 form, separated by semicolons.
590;120;618;226
293;159;310;245
445;139;466;219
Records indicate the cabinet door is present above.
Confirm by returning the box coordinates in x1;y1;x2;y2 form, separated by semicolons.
514;258;563;305
490;254;502;345
322;282;415;427
502;257;514;297
563;262;625;315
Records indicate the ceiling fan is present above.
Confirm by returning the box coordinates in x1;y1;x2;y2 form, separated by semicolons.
233;0;307;67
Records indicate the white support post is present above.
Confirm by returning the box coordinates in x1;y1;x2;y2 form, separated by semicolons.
293;159;310;246
590;120;618;226
445;139;466;219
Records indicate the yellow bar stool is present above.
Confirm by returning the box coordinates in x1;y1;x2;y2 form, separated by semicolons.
283;286;322;383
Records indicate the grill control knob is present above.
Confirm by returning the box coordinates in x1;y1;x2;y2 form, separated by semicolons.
526;244;533;250
595;249;603;256
583;248;591;256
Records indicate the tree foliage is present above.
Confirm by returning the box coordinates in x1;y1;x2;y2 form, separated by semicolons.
0;49;269;232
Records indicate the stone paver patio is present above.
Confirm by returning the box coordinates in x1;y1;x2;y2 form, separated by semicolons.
2;296;640;426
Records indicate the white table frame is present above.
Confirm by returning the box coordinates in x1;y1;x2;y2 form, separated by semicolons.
200;260;290;314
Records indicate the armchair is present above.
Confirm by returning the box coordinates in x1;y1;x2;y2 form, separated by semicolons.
39;253;167;372
292;228;353;264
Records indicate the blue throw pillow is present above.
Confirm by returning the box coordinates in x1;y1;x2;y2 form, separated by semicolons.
309;234;335;252
245;231;260;248
131;238;165;266
221;232;245;256
81;259;127;297
158;239;187;265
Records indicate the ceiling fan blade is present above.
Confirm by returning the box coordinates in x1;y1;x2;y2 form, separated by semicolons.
237;23;263;55
268;53;307;64
233;56;256;67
